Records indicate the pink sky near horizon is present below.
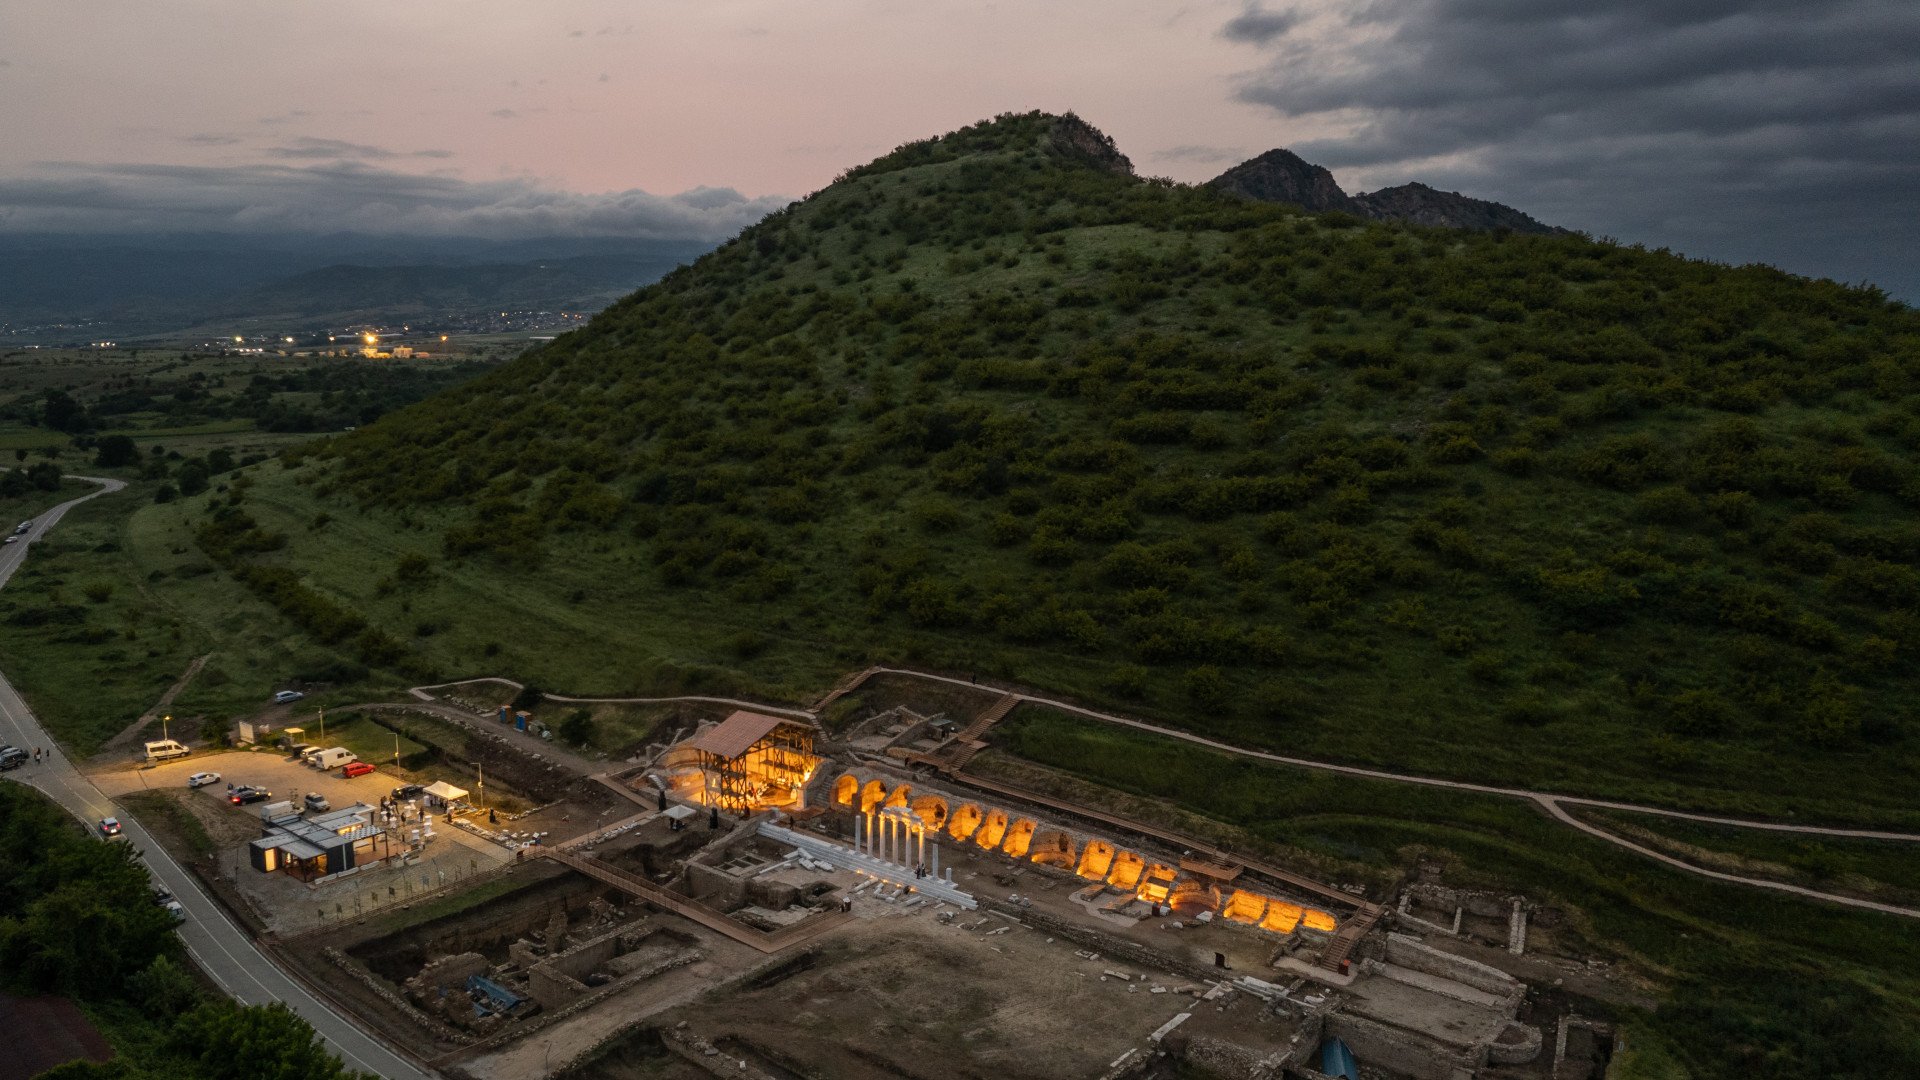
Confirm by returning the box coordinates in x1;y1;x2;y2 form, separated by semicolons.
0;0;1338;201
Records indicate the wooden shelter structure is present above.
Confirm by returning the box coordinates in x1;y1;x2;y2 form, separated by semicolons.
684;710;821;812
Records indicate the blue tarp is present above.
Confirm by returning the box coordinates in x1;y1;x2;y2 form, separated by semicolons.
1320;1036;1358;1080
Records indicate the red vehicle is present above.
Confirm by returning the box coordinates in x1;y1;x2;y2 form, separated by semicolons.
341;761;376;778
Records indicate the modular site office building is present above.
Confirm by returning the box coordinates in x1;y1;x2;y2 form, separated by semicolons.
248;802;393;882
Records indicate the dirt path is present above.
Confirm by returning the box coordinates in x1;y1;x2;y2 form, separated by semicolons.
408;677;814;719
102;653;213;752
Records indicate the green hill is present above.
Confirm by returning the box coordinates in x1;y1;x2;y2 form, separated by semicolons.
198;111;1919;821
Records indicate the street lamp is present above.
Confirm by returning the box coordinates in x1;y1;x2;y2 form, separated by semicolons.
161;714;171;743
470;762;486;809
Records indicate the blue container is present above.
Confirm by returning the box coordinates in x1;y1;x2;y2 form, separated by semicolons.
498;705;510;724
515;711;529;731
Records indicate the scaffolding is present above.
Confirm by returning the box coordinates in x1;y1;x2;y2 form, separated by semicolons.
687;712;821;813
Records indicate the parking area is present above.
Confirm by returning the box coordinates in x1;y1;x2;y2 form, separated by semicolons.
92;747;514;933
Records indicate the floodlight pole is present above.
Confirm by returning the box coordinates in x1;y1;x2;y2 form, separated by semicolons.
471;762;486;809
317;707;326;744
161;714;170;743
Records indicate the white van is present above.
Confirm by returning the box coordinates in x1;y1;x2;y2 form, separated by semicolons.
144;739;191;763
309;747;356;770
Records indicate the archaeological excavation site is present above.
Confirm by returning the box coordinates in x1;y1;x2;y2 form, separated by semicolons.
283;675;1634;1080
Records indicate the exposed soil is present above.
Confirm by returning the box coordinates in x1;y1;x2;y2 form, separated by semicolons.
0;993;112;1080
573;914;1197;1080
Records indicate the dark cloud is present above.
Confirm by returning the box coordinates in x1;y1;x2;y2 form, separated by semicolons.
1229;0;1920;299
1221;4;1302;44
180;133;242;146
1152;145;1249;164
256;110;312;125
0;161;788;241
265;137;452;161
490;108;518;120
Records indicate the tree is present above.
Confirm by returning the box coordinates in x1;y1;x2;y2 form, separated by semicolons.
168;1001;375;1080
175;459;210;496
41;389;88;433
25;461;61;491
558;708;595;746
94;435;139;468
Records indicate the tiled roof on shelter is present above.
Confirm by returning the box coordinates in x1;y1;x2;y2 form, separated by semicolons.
686;710;798;760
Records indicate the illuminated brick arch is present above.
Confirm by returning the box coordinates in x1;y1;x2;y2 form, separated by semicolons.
1000;818;1037;858
1076;840;1115;880
948;803;984;841
1027;829;1076;870
910;794;949;830
860;779;890;813
833;774;859;807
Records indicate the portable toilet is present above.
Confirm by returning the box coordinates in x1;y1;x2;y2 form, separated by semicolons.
497;705;510;724
514;711;530;731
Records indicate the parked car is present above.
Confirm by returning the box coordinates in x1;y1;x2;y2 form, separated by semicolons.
228;786;271;805
285;743;316;760
342;761;376;779
152;888;185;921
14;522;30;533
2;536;17;545
143;739;191;763
273;690;305;704
0;746;27;771
186;771;221;789
390;783;425;802
309;747;356;770
98;817;123;838
303;792;331;813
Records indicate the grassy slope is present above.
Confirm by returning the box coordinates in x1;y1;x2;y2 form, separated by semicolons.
195;113;1920;826
983;707;1920;1079
0;477;384;754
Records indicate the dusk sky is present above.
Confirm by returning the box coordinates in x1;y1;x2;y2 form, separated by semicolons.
2;0;1914;297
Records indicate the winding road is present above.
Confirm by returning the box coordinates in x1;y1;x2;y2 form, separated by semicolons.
0;477;434;1080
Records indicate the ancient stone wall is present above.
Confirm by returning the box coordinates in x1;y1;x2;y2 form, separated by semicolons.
685;862;746;907
1324;1012;1484;1080
982;900;1221;982
1383;933;1522;1004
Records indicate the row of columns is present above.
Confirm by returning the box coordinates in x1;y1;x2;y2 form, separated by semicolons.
854;807;940;878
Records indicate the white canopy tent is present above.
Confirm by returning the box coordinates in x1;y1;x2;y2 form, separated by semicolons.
422;780;468;806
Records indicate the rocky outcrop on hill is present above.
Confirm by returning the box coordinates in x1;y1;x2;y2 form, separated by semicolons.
1352;182;1560;235
1049;113;1135;175
1205;149;1354;213
1208;150;1560;234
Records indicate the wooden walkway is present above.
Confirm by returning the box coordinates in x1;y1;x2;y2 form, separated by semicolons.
541;849;849;953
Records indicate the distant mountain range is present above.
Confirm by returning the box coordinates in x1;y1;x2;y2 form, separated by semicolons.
0;233;715;341
1206;148;1563;235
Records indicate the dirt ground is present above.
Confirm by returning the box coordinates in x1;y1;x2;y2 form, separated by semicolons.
0;993;112;1080
573;907;1200;1080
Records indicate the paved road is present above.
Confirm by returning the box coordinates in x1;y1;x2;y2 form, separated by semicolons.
0;478;433;1080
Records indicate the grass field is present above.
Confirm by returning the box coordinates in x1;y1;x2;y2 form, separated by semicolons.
1577;806;1920;899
